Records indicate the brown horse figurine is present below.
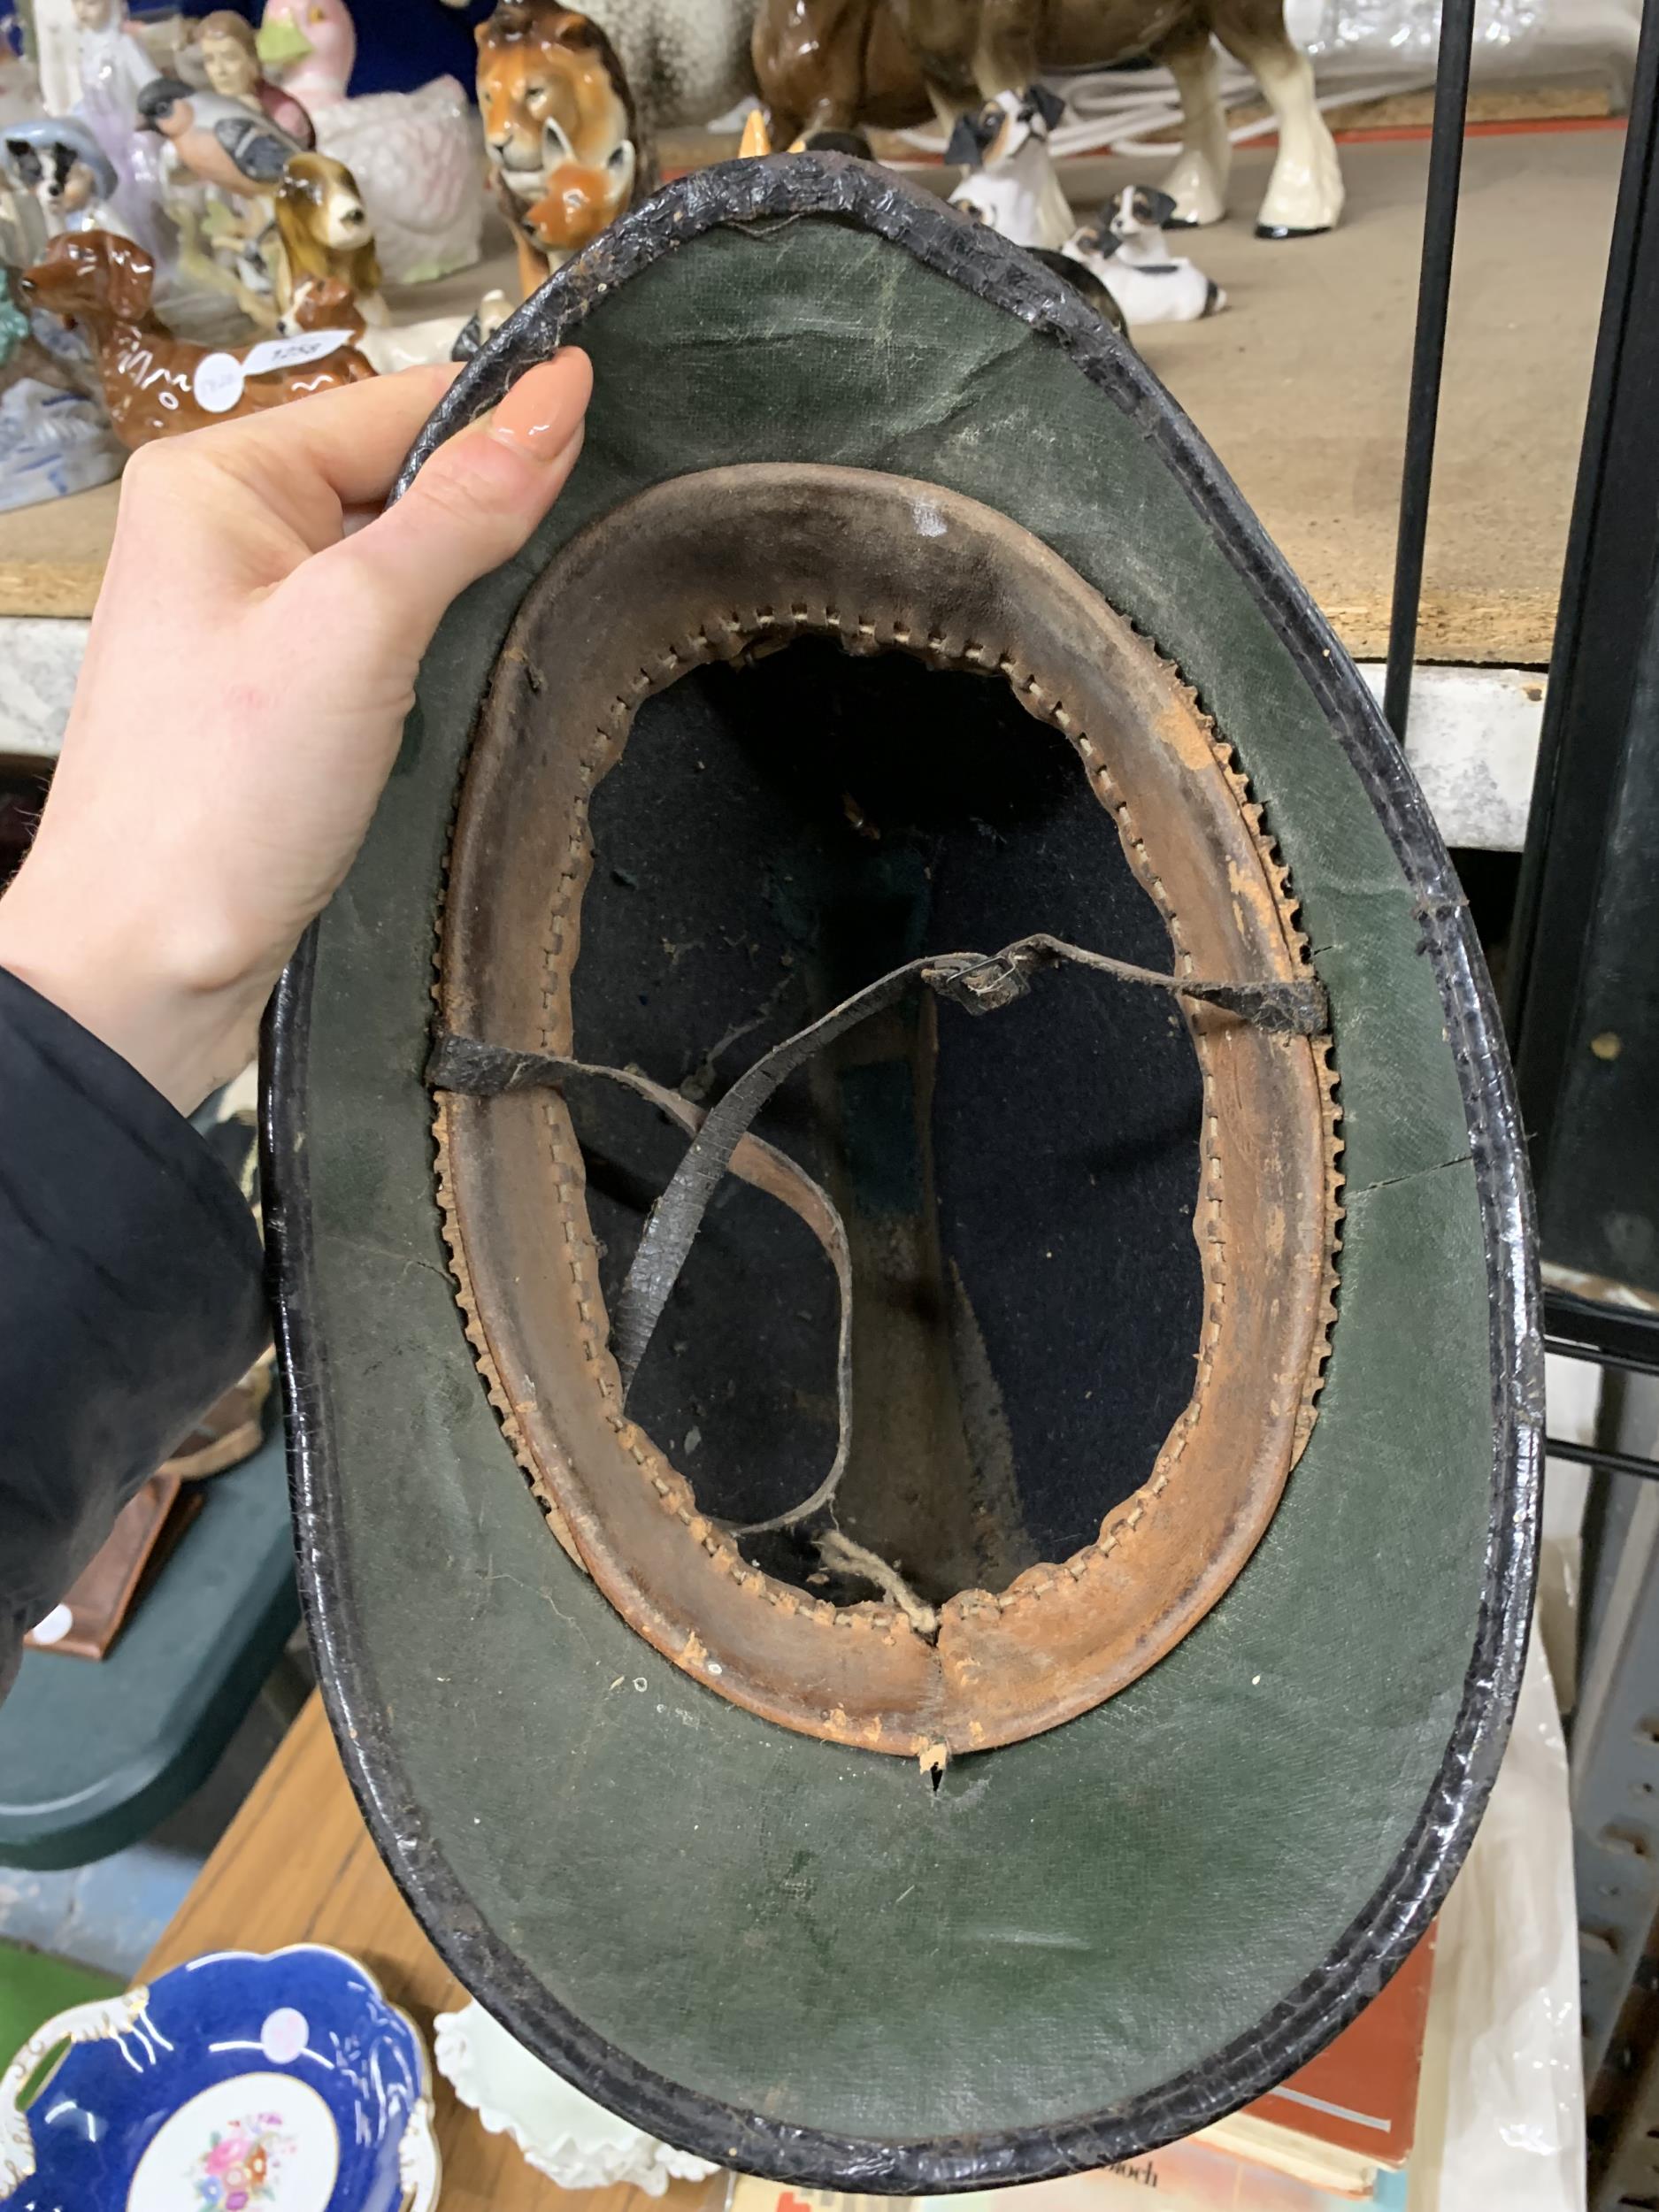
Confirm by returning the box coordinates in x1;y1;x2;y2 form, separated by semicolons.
18;230;375;446
751;0;1343;238
751;0;930;148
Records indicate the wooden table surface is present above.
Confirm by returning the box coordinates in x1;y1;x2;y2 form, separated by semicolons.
142;1693;722;2212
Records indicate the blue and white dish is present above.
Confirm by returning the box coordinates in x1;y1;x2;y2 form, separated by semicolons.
0;1944;440;2210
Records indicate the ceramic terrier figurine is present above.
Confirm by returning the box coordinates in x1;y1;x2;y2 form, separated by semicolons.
19;228;374;444
196;11;316;147
4;119;126;237
273;151;384;329
947;85;1071;253
1064;185;1226;326
259;0;483;284
477;2;639;300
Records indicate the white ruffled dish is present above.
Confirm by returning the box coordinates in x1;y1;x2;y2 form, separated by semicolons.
434;2001;720;2196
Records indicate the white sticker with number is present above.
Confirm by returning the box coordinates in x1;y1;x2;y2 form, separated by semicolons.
242;328;354;377
192;351;245;413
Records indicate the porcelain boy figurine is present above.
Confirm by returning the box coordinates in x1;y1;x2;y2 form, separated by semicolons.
197;12;316;147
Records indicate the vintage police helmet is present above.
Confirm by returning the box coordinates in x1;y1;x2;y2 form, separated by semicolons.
266;155;1539;2190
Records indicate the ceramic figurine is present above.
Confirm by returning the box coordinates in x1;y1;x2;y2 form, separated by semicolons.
63;0;172;253
257;0;356;111
195;10;316;147
947;84;1071;253
1064;185;1226;325
18;227;375;444
887;0;1343;239
750;0;929;150
273;149;384;328
258;0;482;283
434;2001;720;2196
136;74;299;201
737;103;772;157
135;72;303;322
526;0;755;149
3;117;126;235
0;266;124;513
477;2;638;301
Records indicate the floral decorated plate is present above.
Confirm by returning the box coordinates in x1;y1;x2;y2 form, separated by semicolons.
0;1944;439;2211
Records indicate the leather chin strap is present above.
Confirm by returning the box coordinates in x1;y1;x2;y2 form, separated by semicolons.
428;933;1325;1540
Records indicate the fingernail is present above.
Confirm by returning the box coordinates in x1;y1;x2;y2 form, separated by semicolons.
490;359;582;461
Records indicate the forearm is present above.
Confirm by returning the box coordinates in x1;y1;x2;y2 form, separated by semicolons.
0;965;267;1694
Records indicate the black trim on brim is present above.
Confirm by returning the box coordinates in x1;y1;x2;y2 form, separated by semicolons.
264;154;1540;2193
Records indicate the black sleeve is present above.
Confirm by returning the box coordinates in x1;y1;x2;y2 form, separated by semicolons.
0;965;269;1695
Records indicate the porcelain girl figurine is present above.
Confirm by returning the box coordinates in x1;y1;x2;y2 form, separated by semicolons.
66;0;171;253
196;12;316;147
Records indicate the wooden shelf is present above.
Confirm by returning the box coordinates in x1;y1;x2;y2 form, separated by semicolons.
0;129;1623;663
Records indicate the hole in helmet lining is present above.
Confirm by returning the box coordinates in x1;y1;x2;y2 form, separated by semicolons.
565;634;1207;1613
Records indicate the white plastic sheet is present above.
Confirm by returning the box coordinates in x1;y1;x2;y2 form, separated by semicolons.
1409;1632;1585;2212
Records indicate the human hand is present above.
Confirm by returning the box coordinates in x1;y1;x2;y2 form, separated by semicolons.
0;353;592;1115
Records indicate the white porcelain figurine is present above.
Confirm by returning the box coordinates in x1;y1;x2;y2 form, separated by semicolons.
1064;186;1227;326
947;83;1072;253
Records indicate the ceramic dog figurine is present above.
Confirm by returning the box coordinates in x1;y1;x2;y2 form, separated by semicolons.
1064;184;1226;324
19;228;374;445
258;0;483;284
947;85;1072;252
3;119;126;238
477;1;639;299
273;151;384;329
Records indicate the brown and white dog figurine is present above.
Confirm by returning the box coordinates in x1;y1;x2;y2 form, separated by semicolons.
18;229;374;446
274;151;385;329
1064;184;1226;324
476;1;640;300
946;84;1073;251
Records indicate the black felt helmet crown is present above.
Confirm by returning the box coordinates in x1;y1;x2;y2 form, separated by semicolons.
267;156;1539;2191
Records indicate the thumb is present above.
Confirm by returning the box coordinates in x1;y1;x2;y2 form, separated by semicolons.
298;351;593;652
